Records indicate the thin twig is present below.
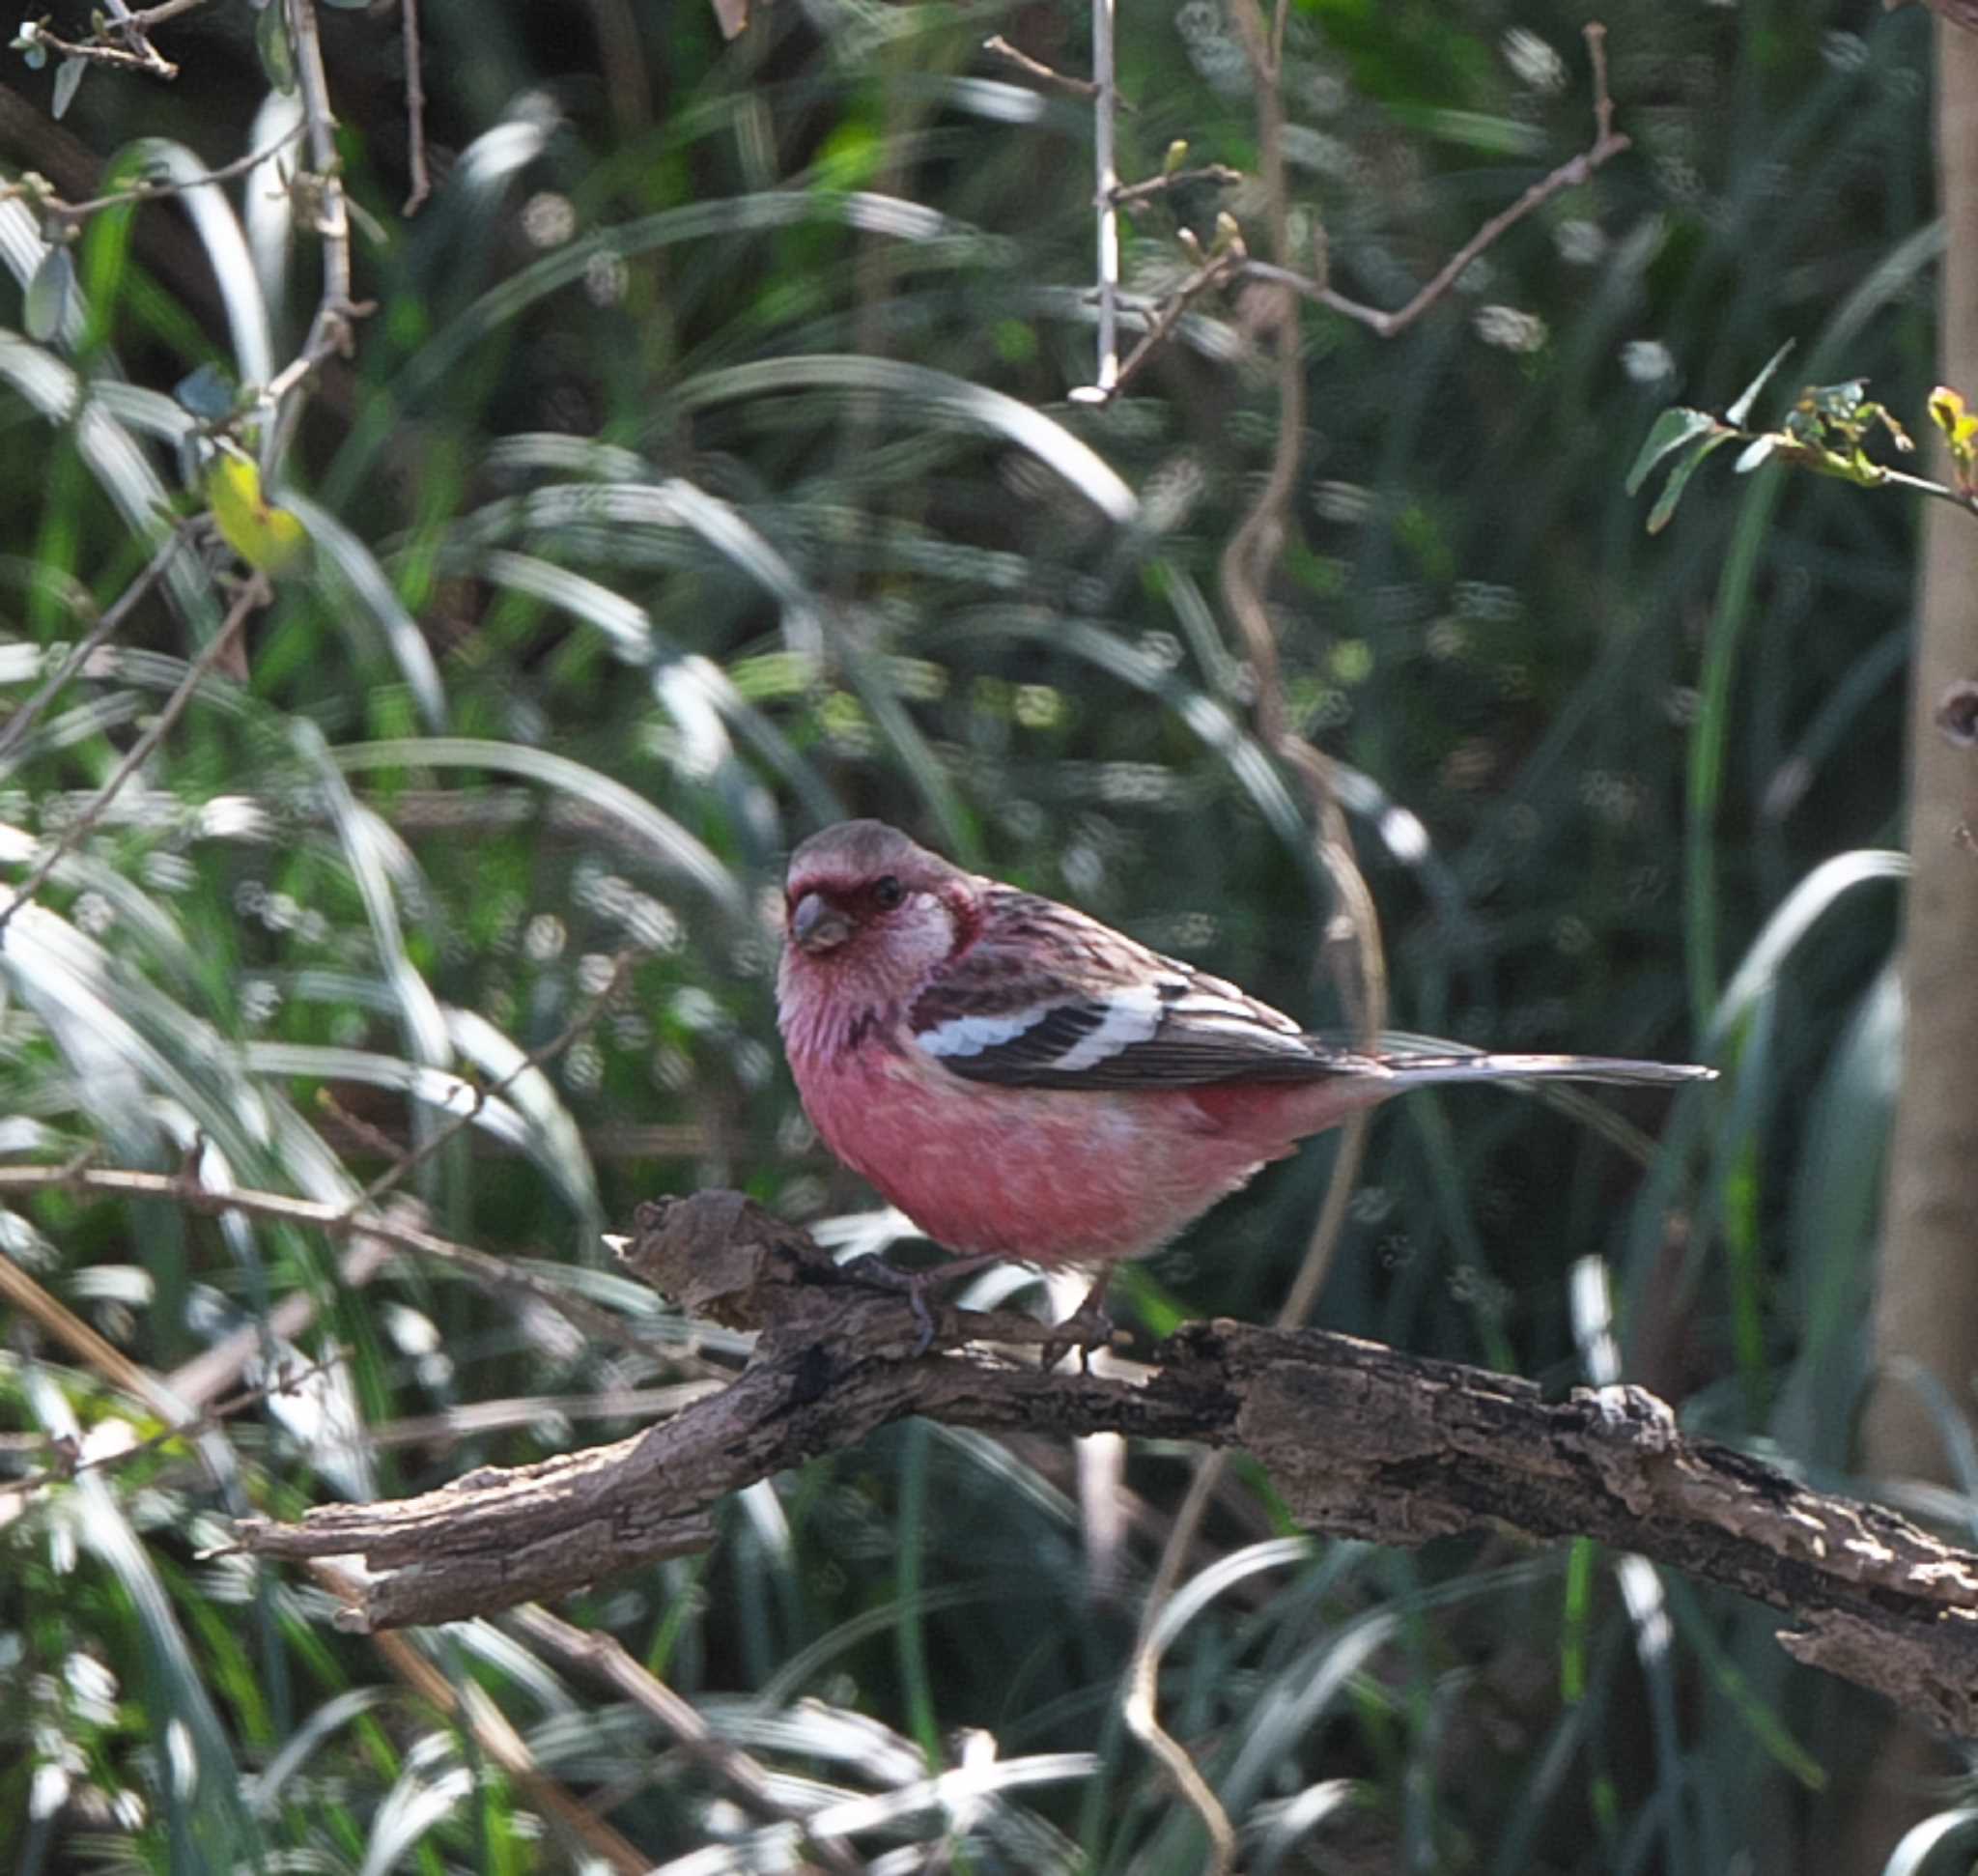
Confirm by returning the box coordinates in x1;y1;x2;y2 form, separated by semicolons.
512;1606;864;1875
1586;20;1615;143
309;1565;651;1875
1838;462;1978;511
1245;23;1630;342
1077;248;1245;404
1116;25;1638;1858
400;0;431;213
980;34;1099;99
1;1351;347;1502
29;24;175;77
0;528;189;770
1218;0;1385;1264
0;1233;187;1428
314;1089;408;1164
117;0;214;33
1091;0;1120;395
260;297;376;412
39;0;213;73
0;1161;679;1362
33;123;306;227
365;1383;724;1451
1110;163;1243;208
0;574;268;940
342;949;638;1218
268;0;355;469
1118;4;1389;1862
167;1231;393;1411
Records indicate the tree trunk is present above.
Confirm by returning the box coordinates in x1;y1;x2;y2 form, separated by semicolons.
1847;18;1978;1865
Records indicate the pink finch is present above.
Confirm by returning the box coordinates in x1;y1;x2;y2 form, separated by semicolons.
776;819;1711;1282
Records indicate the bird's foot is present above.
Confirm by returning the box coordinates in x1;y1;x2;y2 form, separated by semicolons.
840;1252;1003;1357
838;1253;939;1354
1041;1284;1117;1374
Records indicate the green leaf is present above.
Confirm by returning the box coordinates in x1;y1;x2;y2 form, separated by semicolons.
23;243;73;342
206;450;310;573
1625;408;1719;496
1725;338;1794;425
50;54;82;119
1647;432;1733;533
255;2;295;92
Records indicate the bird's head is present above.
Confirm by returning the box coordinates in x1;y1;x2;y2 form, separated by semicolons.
777;821;978;1025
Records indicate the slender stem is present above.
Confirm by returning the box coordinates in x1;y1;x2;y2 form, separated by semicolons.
0;527;189;769
121;0;214;31
401;0;431;213
1879;463;1978;510
1110;163;1242;208
27;27;175;76
980;34;1099;99
512;1607;864;1874
42;124;304;226
341;950;637;1218
1241;128;1632;339
268;0;354;469
0;1160;671;1358
0;575;268;938
1092;0;1120;393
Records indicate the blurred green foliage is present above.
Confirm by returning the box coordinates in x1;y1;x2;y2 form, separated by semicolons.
0;0;1943;1867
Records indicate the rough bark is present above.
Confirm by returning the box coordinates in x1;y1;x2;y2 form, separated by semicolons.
1847;18;1978;1861
1863;14;1978;1499
230;1194;1978;1735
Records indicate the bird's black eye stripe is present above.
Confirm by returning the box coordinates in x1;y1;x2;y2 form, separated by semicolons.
872;875;904;909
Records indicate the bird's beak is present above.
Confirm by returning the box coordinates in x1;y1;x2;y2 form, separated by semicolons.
789;891;852;954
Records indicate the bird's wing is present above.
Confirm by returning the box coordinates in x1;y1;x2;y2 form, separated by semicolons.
906;891;1356;1090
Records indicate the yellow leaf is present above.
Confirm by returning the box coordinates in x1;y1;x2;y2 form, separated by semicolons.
206;452;309;575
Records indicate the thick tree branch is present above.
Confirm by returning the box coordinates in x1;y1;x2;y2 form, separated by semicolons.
220;1193;1978;1734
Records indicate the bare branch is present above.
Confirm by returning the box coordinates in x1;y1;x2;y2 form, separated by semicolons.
1091;0;1120;395
325;1572;652;1874
342;948;639;1218
0;526;190;768
1;1351;347;1503
513;1606;864;1875
1110;163;1243;208
980;34;1100;100
34;123;306;227
1101;19;1630;401
26;24;175;78
1079;247;1245;404
115;0;212;35
1250;23;1632;342
400;0;431;213
267;0;356;469
30;0;215;75
215;1193;1978;1741
0;1161;679;1363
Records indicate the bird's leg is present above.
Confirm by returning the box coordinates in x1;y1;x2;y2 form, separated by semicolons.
1041;1265;1117;1373
839;1251;1006;1356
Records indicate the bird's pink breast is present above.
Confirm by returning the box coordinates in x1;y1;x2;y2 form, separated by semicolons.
790;1044;1381;1265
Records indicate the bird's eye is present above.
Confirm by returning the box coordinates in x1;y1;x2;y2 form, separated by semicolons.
871;875;904;909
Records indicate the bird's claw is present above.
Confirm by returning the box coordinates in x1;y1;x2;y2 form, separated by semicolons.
1041;1294;1117;1373
840;1253;941;1356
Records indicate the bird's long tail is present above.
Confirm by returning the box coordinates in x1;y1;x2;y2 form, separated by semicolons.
1376;1052;1715;1089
